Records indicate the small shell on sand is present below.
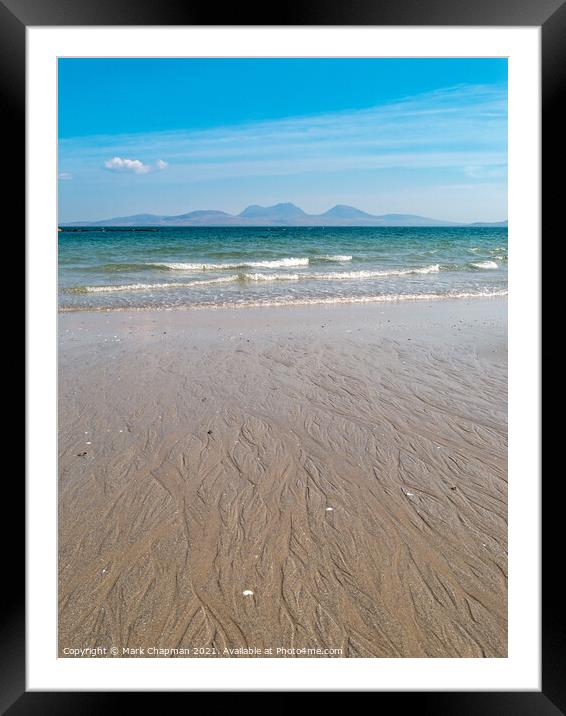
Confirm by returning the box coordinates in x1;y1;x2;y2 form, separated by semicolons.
325;507;334;511
242;589;254;596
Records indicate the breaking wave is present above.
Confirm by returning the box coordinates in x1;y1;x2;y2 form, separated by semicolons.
470;260;498;269
68;264;443;293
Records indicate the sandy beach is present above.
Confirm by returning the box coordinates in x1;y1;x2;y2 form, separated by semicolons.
58;297;507;658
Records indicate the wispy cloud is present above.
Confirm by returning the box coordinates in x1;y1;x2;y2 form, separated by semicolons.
103;156;151;174
464;164;507;180
62;85;507;185
58;172;73;180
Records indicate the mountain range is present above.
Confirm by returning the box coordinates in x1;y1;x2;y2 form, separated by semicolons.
62;203;508;228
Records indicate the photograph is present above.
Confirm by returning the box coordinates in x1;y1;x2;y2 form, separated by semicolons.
57;56;509;660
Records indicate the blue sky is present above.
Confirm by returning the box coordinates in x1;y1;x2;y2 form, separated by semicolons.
58;58;507;222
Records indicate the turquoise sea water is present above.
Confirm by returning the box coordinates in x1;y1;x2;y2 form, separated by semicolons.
58;226;508;311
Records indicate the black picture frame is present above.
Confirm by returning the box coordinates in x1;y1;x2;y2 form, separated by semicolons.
7;0;554;707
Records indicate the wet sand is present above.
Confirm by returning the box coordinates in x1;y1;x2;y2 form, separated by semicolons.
58;298;507;657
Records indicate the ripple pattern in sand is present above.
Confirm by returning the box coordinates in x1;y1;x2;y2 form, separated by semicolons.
58;325;507;657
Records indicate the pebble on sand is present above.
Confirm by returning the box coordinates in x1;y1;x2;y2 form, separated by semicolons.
325;507;334;511
242;589;254;596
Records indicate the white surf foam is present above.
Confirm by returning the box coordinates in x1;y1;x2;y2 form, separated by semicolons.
470;260;498;269
317;255;353;262
306;264;440;280
154;257;309;271
210;289;509;310
79;275;240;293
60;288;509;312
243;272;300;282
239;265;439;282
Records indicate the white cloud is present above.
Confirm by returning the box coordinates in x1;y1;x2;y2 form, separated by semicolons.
58;172;73;180
103;156;150;174
156;159;169;170
464;164;507;180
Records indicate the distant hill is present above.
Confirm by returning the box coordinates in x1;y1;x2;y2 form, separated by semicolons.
238;202;309;223
317;204;376;220
160;210;233;226
61;203;507;228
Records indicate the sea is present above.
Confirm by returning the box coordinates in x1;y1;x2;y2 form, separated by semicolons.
58;226;508;311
